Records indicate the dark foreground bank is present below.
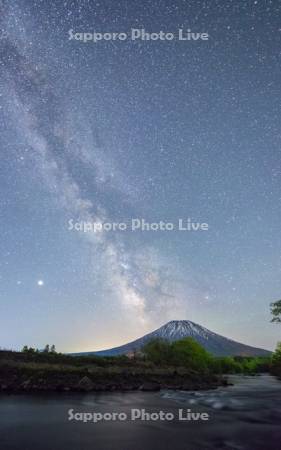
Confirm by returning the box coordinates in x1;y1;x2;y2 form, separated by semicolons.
0;363;225;393
0;340;272;393
0;348;228;393
0;375;280;450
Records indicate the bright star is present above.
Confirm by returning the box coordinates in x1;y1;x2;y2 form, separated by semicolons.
37;280;44;286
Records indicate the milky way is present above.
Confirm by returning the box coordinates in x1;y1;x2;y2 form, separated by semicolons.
0;0;280;351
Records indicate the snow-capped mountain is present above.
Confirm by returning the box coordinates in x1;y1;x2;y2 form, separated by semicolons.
75;320;271;357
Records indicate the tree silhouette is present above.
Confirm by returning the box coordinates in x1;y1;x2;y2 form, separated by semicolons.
271;300;281;323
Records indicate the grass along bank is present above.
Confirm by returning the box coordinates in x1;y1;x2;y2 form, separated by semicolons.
0;337;273;393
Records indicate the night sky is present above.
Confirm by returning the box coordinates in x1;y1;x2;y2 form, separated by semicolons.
0;0;280;352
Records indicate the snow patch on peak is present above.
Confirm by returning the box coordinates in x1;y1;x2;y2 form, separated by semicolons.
156;320;212;341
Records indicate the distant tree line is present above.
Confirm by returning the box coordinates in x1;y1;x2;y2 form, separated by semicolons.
142;337;270;375
22;344;56;354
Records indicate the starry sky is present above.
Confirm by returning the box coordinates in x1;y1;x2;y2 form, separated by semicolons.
0;0;280;352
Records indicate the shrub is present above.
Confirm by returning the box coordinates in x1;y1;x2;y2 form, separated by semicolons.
271;342;281;376
170;338;213;371
143;337;213;372
142;338;172;365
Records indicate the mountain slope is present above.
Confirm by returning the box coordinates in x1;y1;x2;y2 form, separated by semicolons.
75;320;271;357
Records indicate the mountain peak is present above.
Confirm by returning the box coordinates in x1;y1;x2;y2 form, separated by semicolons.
73;319;271;358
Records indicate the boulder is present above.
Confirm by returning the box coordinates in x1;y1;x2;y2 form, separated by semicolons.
139;382;160;391
78;376;94;391
22;380;31;390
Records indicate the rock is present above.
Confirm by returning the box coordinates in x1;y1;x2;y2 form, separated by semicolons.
78;376;94;391
22;380;31;390
181;384;193;391
109;385;117;391
139;382;160;391
121;384;138;391
56;384;67;392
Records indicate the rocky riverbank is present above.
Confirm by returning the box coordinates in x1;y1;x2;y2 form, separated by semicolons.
0;361;226;393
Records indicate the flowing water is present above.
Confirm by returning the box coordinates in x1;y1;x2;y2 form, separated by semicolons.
0;375;280;450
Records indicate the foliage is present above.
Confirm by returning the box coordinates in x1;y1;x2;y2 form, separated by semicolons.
143;337;213;372
170;337;213;371
271;342;281;376
22;344;56;354
142;338;271;374
270;299;281;323
211;356;242;374
142;338;172;365
16;339;272;377
272;342;281;361
21;346;38;354
269;301;281;376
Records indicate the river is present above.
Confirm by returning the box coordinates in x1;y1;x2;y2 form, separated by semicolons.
0;375;280;450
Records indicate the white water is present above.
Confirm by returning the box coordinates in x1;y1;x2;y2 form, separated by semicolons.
0;375;280;450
